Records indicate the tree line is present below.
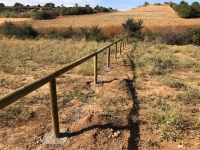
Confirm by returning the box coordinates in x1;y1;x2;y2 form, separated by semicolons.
0;2;117;19
171;1;200;18
142;1;200;19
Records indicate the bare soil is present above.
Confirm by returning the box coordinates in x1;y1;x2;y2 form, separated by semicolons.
1;43;199;149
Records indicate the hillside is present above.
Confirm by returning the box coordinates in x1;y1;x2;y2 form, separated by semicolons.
27;5;200;29
1;5;200;31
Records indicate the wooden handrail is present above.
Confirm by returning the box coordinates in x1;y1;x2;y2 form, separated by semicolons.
0;35;129;138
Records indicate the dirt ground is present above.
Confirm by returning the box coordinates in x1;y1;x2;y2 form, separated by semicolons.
1;44;198;150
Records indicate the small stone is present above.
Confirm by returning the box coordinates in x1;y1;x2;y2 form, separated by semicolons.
113;132;120;138
177;145;185;149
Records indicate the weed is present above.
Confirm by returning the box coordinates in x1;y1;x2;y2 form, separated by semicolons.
103;113;117;125
155;44;168;50
177;87;200;105
0;102;31;123
149;100;189;141
62;94;74;105
62;87;93;105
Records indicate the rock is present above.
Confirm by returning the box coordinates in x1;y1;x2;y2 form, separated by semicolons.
113;131;120;138
177;145;185;150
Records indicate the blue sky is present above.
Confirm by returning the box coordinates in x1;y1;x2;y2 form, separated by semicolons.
0;0;196;11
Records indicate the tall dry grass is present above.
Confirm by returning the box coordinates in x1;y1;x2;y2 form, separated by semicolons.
0;38;112;79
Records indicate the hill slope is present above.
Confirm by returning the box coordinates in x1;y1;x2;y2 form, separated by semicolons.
28;4;200;29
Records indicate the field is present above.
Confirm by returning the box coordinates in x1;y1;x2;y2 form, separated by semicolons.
29;5;200;31
0;4;200;150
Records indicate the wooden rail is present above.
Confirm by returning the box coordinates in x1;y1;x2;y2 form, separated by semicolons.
0;35;129;138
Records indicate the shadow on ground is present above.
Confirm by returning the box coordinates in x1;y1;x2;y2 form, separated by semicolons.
60;54;140;149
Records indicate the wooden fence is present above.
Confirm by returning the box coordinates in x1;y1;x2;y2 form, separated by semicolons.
0;35;129;138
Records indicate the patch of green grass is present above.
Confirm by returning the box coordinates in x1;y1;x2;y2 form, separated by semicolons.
177;57;198;69
103;113;117;125
157;75;187;90
155;44;168;50
177;87;200;105
149;100;189;141
0;102;31;124
61;87;94;105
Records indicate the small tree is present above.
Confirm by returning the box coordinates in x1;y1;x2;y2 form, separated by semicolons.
0;3;5;11
122;18;143;37
143;1;150;6
44;3;55;8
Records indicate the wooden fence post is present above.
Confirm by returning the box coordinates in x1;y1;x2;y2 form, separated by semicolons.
115;42;117;59
123;40;125;50
49;79;60;138
94;54;98;84
107;47;110;69
120;40;122;55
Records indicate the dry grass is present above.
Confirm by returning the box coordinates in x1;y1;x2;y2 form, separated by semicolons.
26;5;200;32
124;41;200;145
0;38;112;86
1;5;200;34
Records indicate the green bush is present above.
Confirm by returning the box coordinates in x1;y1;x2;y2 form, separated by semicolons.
0;21;20;37
60;26;73;39
0;21;38;38
173;1;200;18
122;18;143;38
89;25;105;41
32;11;59;20
21;23;38;38
187;27;200;45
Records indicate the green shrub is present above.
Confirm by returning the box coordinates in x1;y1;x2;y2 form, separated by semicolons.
32;11;59;20
60;26;73;39
32;11;50;19
60;8;67;16
122;18;143;38
21;23;38;38
89;25;105;41
187;27;200;45
144;30;160;42
173;1;200;18
0;21;20;37
0;21;38;38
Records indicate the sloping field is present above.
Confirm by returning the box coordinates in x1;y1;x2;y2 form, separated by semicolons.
0;18;31;24
27;5;200;29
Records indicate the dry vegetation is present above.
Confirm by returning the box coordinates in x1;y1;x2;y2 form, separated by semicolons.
124;42;200;150
0;4;200;150
28;5;200;32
